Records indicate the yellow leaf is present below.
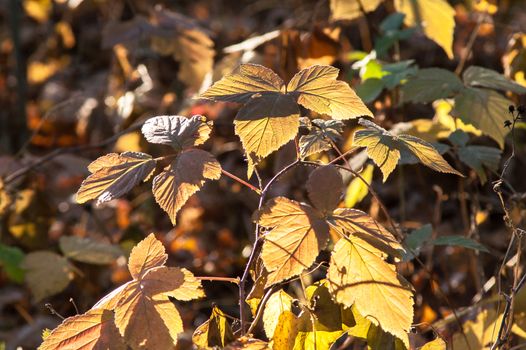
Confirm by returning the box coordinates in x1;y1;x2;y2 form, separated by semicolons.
141;115;212;151
306;165;343;215
234;93;300;160
420;337;446;349
23;0;51;23
152;149;221;225
287;65;373;120
27;57;70;84
354;119;462;181
127;233;167;279
55;22;75;48
224;337;270;349
38;309;126;350
502;33;526;87
433;100;482;137
327;236;414;347
22;251;75;301
329;0;383;21
256;197;329;286
395;0;455;59
473;0;498;14
263;290;294;339
452;308;503;349
192;306;235;349
299;119;344;159
76;152;156;204
345;164;374;208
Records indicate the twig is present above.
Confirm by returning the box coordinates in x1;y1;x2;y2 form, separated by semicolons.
196;276;240;284
45;303;65;320
221;169;261;194
455;14;483;75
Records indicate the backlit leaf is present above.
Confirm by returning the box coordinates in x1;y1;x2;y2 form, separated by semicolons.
22;251;75;301
327;236;414;347
224;337;270;349
306;165;343;215
152;149;221;225
395;0;455;59
299;119;343;159
287;65;373;119
76;152;156;205
192;306;235;349
141;115;212;151
345;164;374;208
256;197;329;286
453;88;511;148
329;0;383;21
234;93;300;160
127;233;167;279
263;290;294;339
354;119;462;181
200;64;285;103
458;145;501;184
38;309;126;350
420;337;446;350
59;236;123;265
452;308;503;349
463;66;526;94
401;68;463;103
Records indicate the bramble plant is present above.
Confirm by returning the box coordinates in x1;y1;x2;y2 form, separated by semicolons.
36;63;472;349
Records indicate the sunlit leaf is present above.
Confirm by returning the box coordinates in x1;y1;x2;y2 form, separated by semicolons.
38;309;126;350
76;152;156;205
306;165;343;215
193;306;235;349
256;197;329;286
354;119;462;181
263;290;295;339
433;100;482;137
0;243;25;283
329;0;383;21
152;149;221;225
420;337;446;350
224;337;270;349
127;233;167;279
453;88;511;148
452;308;503;349
299;119;343;159
345;164;374;208
234;93;300;160
141;115;212;151
401;68;463;103
23;0;51;23
22;251;75;301
502;33;526;87
59;236;123;265
463;66;526;94
327;236;414;347
395;0;455;58
287;65;373;119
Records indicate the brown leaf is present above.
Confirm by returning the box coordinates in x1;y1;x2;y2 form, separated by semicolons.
141;115;212;151
128;233;167;279
287;65;373;119
152;149;221;225
306;165;343;215
76;152;156;205
38;309;126;350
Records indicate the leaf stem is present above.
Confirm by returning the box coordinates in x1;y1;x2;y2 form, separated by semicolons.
221;169;261;194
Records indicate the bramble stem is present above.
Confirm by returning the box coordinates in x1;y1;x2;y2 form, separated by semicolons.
196;276;240;284
221;169;261;194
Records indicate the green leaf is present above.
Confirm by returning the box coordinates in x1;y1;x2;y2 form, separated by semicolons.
356;79;384;103
463;66;526;94
453;88;511;148
448;129;469;147
432;236;489;252
0;243;25;283
458;145;502;184
402;224;433;260
401;68;464;103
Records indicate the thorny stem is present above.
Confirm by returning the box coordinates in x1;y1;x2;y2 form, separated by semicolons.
196;276;240;284
239;159;300;335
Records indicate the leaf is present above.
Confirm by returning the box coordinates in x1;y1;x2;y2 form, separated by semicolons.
0;243;25;283
458;145;502;184
200;64;285;103
38;309;126;350
453;88;511;148
502;33;526;87
59;236;123;265
127;233;167;279
420;337;446;350
306;165;343;215
329;0;383;21
141;115;212;151
22;251;75;301
263;290;295;339
299;119;343;159
327;236;414;347
193;306;235;349
256;197;329;286
224;337;270;349
234;93;300;160
402;224;433;260
287;65;373;119
395;0;455;59
345;164;374;208
401;68;464;103
432;235;489;252
463;66;526;94
452;308;503;349
76;152;156;205
152;149;221;225
354;119;462;181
